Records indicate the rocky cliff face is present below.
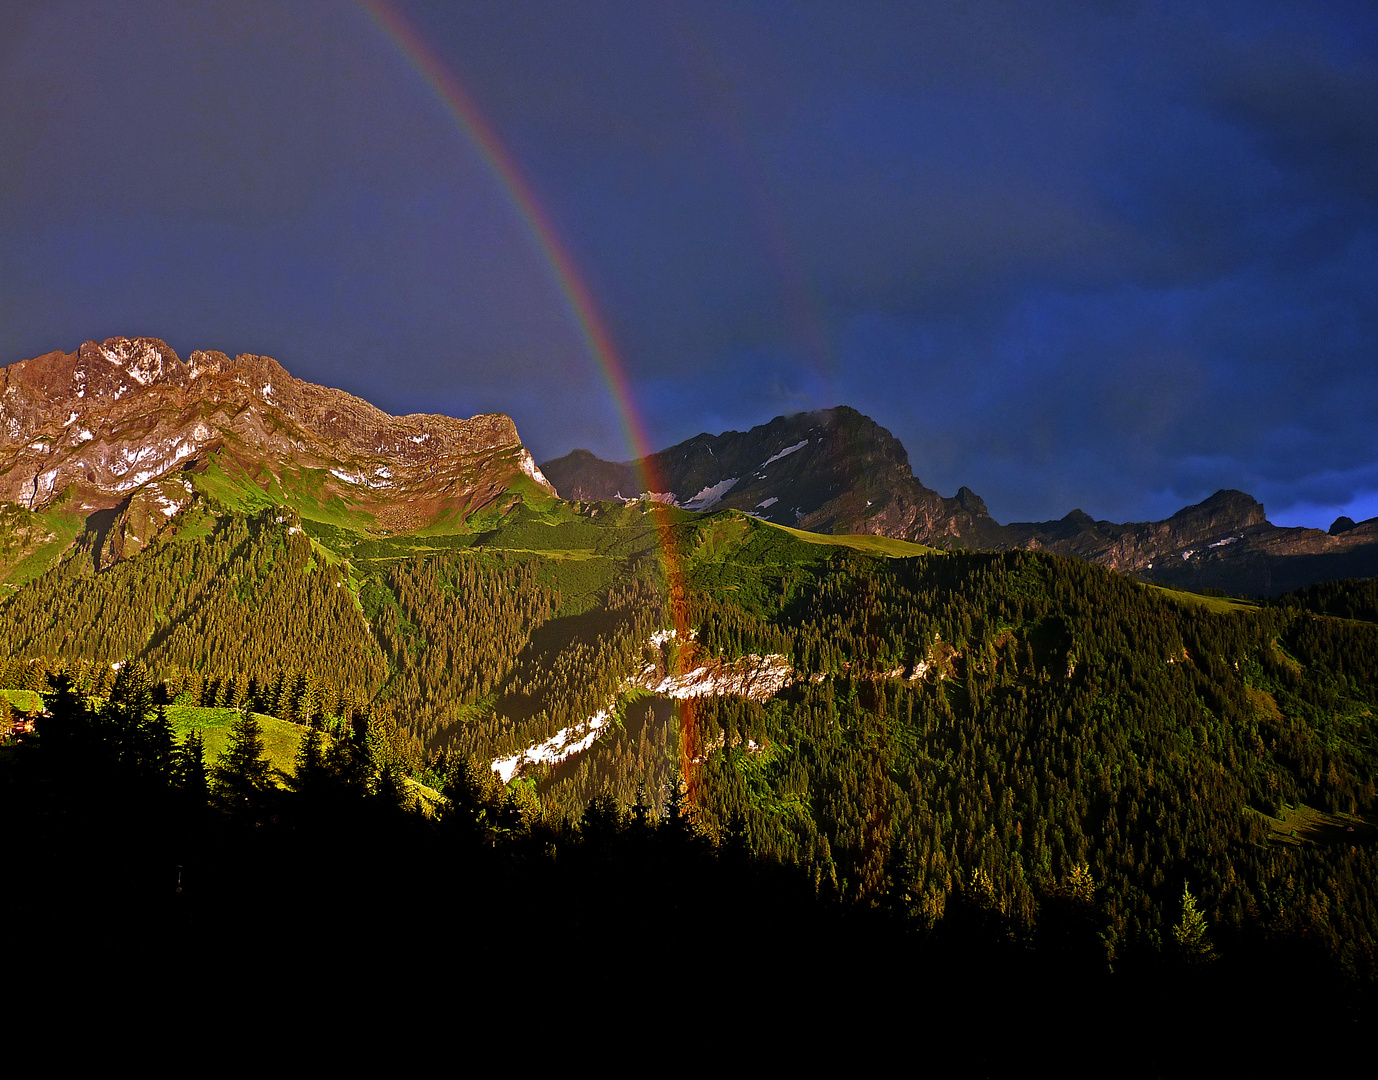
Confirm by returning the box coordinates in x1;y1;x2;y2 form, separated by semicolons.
543;409;1378;596
0;337;553;534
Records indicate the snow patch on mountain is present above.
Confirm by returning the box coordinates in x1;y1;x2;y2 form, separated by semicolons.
683;477;738;511
761;439;808;468
99;339;166;386
110;441;199;493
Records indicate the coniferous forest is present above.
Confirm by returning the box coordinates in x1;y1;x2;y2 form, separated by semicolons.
3;490;1375;1057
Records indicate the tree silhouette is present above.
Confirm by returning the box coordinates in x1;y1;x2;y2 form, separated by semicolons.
177;729;210;806
212;709;274;813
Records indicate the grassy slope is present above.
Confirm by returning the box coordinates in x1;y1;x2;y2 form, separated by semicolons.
164;705;443;806
165;706;303;778
1245;802;1378;847
191;454;381;533
0;504;87;591
0;694;445;805
1150;584;1258;614
761;520;939;557
1;688;43;713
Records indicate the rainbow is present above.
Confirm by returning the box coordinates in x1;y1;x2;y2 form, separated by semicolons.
666;13;836;403
359;1;702;792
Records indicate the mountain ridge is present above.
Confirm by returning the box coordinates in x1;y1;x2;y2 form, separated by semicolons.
0;337;553;538
542;407;1378;596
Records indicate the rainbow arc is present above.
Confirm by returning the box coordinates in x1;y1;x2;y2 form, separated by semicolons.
361;0;701;791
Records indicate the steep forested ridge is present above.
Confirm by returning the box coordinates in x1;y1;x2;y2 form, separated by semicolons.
0;506;387;712
684;553;1378;968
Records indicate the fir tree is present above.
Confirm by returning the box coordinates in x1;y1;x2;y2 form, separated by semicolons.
1172;881;1215;963
108;660;155;731
40;668;90;756
178;729;210;805
141;705;178;784
292;715;326;797
212;709;274;811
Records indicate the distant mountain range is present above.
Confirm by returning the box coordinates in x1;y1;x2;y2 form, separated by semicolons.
542;406;1378;596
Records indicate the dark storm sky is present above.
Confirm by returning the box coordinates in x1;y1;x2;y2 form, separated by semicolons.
2;1;1375;528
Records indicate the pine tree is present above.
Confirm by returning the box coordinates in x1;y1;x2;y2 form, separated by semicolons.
108;659;155;725
141;705;178;784
1172;881;1215;963
323;710;373;800
660;772;698;849
106;660;158;773
292;715;326;797
212;709;274;811
228;671;250;710
291;670;319;726
1066;862;1096;905
178;729;210;805
40;668;90;756
372;759;410;813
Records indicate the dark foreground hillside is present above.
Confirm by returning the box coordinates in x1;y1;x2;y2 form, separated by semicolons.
4;649;1375;1064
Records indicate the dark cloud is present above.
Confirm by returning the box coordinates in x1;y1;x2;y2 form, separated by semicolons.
0;0;1373;526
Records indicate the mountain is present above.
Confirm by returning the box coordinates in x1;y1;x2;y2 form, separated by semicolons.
543;406;999;539
542;407;1378;595
0;336;552;540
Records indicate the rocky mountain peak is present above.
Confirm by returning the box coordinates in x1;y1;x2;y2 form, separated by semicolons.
1166;489;1266;534
953;487;989;517
542;405;983;539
